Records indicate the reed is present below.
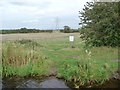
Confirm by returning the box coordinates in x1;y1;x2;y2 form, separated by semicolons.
2;41;50;77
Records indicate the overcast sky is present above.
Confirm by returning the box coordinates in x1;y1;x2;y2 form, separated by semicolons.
0;0;93;29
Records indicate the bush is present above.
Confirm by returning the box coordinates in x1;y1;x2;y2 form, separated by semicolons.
79;2;120;47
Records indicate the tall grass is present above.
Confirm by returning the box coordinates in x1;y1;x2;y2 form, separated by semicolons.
2;40;51;77
1;35;118;88
57;47;118;88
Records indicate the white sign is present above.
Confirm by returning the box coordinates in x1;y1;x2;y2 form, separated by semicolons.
69;35;74;42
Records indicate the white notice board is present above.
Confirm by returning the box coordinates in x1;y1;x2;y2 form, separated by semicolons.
69;35;74;42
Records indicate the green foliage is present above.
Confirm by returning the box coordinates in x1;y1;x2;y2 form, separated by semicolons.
60;29;79;33
0;28;80;34
79;2;120;47
2;41;51;77
15;39;43;48
1;35;118;87
1;28;53;34
38;35;118;87
63;26;72;33
57;46;118;88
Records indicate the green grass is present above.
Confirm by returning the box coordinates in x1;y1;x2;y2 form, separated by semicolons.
2;40;52;77
1;35;118;87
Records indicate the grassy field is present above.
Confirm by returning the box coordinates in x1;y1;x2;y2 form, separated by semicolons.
1;33;118;87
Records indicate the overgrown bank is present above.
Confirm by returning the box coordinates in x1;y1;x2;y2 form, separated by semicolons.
1;35;118;88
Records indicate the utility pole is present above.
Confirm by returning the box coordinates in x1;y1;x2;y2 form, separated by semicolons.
55;17;59;32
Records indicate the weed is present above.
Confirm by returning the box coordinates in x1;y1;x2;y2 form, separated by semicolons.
1;34;118;88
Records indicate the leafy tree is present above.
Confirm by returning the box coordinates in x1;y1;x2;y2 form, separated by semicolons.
79;2;120;47
63;26;71;33
20;27;27;30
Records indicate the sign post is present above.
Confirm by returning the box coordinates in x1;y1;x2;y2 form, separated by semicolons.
69;35;74;48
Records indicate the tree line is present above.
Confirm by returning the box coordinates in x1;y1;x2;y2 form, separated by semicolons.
0;27;79;34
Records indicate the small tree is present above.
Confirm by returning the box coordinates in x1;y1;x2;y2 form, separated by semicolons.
20;27;27;30
63;26;71;33
79;2;120;47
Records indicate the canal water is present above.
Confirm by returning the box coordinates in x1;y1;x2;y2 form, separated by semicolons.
2;76;71;89
2;77;119;89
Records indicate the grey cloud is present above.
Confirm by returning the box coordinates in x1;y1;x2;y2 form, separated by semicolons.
0;0;86;29
10;2;27;6
9;1;51;8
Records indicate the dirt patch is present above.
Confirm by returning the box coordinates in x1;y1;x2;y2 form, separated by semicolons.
94;78;119;88
66;55;80;59
113;59;120;62
49;67;57;76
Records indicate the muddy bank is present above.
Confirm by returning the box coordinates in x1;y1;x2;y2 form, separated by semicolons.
95;70;120;88
2;70;120;89
65;78;119;89
65;70;120;89
94;78;119;88
2;76;119;89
